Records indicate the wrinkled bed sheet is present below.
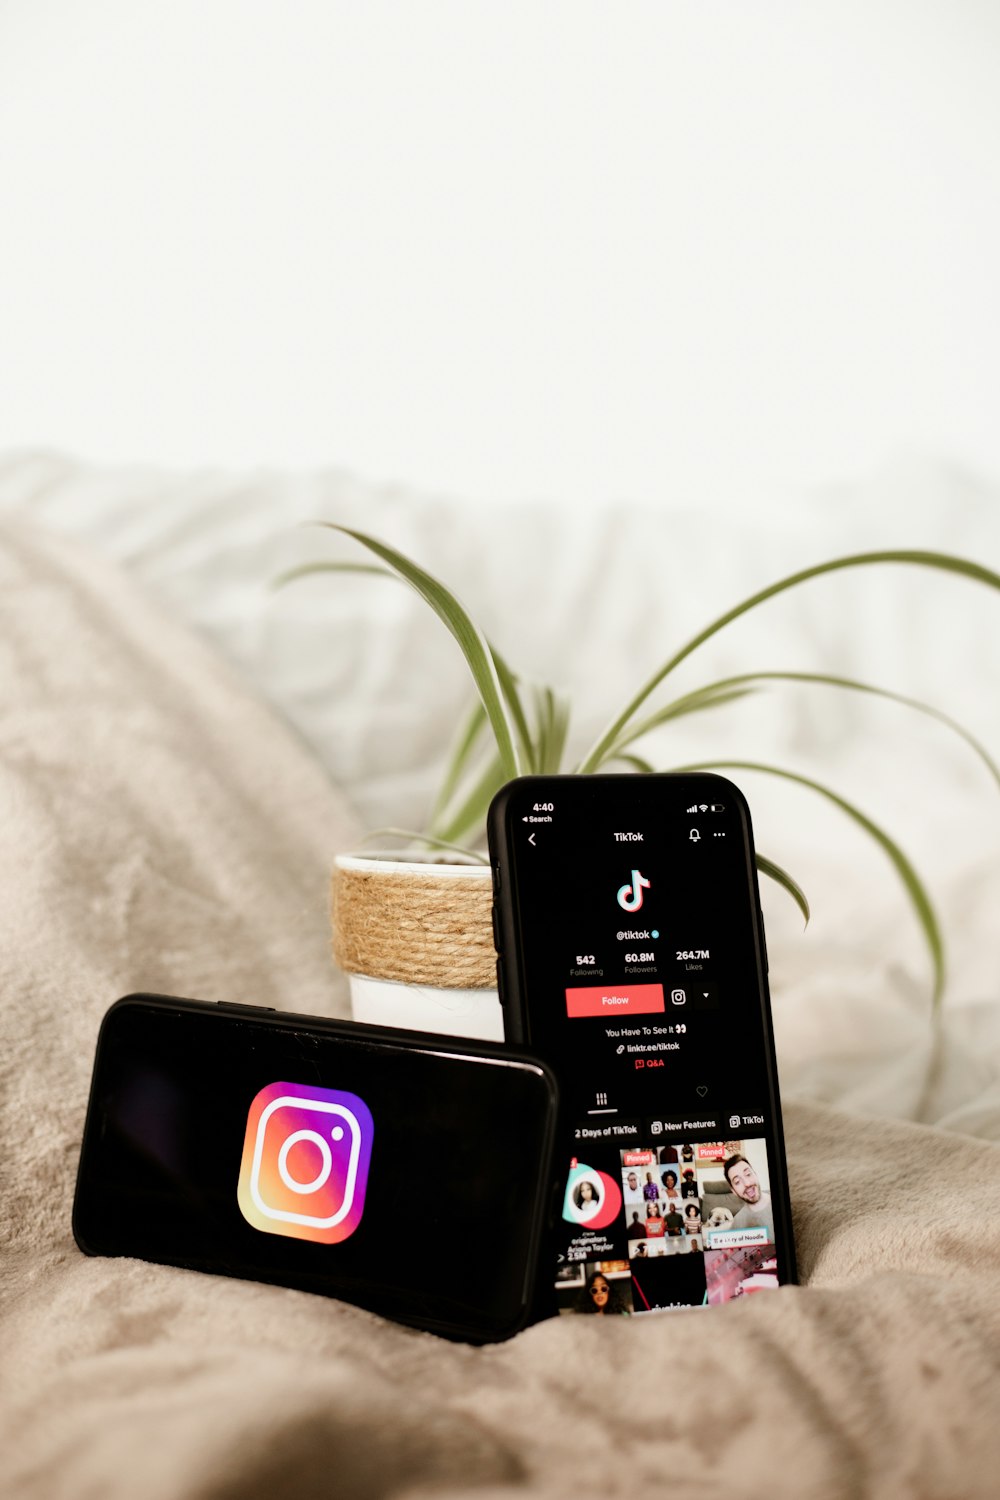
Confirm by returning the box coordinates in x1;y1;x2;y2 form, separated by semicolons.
2;515;1000;1500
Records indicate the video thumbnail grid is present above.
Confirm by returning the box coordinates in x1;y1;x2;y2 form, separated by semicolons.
556;1136;779;1314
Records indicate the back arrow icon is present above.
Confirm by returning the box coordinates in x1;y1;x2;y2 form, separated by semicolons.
528;833;536;845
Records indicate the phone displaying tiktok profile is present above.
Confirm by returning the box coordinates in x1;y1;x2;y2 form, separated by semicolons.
73;995;559;1343
488;774;796;1317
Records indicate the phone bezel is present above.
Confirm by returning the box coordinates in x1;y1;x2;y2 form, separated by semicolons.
73;993;561;1343
487;772;798;1291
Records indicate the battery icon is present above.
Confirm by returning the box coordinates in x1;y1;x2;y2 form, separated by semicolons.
710;803;725;812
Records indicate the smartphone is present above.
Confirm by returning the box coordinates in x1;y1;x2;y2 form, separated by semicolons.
74;995;559;1343
488;773;796;1316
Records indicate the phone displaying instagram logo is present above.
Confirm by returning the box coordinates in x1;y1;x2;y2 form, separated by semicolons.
237;1082;374;1244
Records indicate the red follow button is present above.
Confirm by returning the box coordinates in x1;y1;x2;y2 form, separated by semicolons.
565;983;666;1019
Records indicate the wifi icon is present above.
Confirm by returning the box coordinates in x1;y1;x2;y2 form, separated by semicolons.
698;803;708;812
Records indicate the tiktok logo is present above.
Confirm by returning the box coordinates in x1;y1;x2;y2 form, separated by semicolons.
617;869;651;912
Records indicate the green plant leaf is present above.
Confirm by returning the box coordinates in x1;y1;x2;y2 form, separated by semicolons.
431;753;505;847
605;686;760;759
533;685;572;774
531;686;549;774
428;698;489;827
314;524;523;780
671;759;945;1007
552;691;572;772
491;647;537;774
606;752;657;774
755;853;810;927
276;557;538;783
580;549;1000;772
279;540;534;780
358;828;487;863
272;560;393;590
636;671;1000;792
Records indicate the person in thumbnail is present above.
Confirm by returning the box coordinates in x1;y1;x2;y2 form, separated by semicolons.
578;1271;630;1316
681;1144;694;1162
624;1170;643;1203
634;1242;648;1257
660;1169;678;1197
627;1211;647;1240
684;1203;703;1235
723;1154;773;1232
665;1205;685;1237
574;1179;602;1221
645;1201;662;1220
643;1171;660;1201
681;1168;699;1200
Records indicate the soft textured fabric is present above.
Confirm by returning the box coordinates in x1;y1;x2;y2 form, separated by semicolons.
2;513;1000;1500
4;450;1000;1098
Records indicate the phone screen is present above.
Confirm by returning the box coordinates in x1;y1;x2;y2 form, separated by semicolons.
74;998;557;1341
492;775;795;1316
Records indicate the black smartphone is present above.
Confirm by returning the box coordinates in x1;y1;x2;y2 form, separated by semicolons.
73;995;559;1343
488;773;796;1317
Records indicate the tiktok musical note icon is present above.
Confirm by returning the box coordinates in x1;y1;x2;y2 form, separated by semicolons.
617;869;651;912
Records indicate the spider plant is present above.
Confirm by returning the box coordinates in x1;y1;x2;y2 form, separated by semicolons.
280;530;1000;1009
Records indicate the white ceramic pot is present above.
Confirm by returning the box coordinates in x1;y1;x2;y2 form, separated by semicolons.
331;853;503;1042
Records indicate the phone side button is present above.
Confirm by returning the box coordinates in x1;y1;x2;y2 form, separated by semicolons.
492;862;501;896
491;905;502;953
495;959;506;1006
215;1001;277;1012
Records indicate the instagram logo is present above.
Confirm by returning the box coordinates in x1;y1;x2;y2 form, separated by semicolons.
237;1082;374;1244
617;869;651;912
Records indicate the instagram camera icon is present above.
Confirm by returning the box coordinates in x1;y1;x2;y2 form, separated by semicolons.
237;1082;374;1244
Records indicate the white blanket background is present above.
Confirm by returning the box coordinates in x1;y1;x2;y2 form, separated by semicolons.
1;485;1000;1497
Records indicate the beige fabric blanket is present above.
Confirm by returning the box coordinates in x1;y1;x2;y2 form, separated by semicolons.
1;517;999;1500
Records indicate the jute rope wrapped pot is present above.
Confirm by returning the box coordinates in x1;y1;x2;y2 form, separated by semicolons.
331;854;503;1041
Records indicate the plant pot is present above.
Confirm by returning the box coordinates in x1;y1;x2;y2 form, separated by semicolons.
331;853;503;1041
